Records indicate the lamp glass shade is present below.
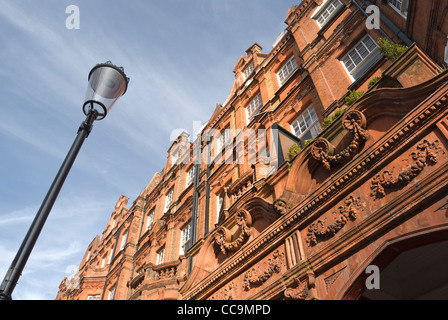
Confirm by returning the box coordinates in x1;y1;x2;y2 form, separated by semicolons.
83;61;129;120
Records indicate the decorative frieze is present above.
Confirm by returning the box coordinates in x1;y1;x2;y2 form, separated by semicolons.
370;139;444;198
242;250;284;291
306;195;365;246
220;282;238;300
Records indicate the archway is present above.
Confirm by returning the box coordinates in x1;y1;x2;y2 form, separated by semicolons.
342;230;448;300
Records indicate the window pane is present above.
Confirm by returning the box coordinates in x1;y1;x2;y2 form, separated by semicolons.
291;105;320;141
342;35;378;75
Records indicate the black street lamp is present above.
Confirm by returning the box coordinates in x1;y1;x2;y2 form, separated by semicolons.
0;61;129;300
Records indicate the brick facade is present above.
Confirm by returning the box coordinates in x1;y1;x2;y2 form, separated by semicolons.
56;0;448;300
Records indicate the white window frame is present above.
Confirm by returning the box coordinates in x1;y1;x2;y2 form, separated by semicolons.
243;61;254;81
171;150;179;167
217;126;231;153
277;55;299;86
179;222;192;256
146;209;155;231
108;249;114;264
101;256;106;268
186;166;196;187
245;92;263;122
108;286;116;300
165;188;174;212
445;36;448;65
216;194;223;223
87;295;101;300
388;0;408;18
312;0;343;28
291;105;321;142
341;34;379;81
156;247;165;265
120;231;128;250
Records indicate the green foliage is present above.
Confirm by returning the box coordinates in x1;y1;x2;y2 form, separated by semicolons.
322;116;335;129
345;90;364;106
321;108;347;129
303;138;314;148
334;108;346;118
368;76;381;89
287;143;301;161
377;37;408;61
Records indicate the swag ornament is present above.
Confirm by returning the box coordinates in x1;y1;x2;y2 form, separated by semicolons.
311;110;369;170
214;210;252;255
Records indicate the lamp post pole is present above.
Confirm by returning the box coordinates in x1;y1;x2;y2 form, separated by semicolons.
0;110;98;301
0;61;129;300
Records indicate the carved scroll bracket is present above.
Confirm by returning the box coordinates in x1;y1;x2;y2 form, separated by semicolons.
311;110;369;170
214;210;252;255
284;270;317;300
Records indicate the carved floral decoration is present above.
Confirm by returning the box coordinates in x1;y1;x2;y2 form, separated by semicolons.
311;110;369;170
370;139;444;198
242;250;284;291
220;282;237;300
214;210;252;255
306;195;364;246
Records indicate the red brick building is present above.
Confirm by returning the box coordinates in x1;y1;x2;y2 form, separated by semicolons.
56;0;448;300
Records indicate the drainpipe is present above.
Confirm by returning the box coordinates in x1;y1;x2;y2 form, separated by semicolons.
187;137;202;276
405;0;414;35
204;140;211;237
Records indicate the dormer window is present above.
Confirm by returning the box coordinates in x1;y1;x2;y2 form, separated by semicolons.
291;104;321;143
341;34;380;81
277;55;298;86
179;222;192;256
156;247;165;265
171;149;179;167
186;166;196;187
165;188;174;212
313;0;343;28
120;231;128;250
217;125;231;153
146;209;155;231
245;92;263;122
243;62;254;81
388;0;408;18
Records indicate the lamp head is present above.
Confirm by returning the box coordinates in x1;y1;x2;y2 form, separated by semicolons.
83;61;129;120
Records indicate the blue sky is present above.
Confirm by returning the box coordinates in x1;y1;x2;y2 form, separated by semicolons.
0;0;297;300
